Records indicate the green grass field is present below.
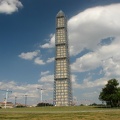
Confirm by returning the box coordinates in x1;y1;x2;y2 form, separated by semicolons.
0;106;120;120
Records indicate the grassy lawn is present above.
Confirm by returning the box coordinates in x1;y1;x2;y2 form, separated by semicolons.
0;106;120;120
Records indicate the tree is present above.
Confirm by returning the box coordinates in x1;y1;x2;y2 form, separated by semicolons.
37;102;53;107
99;79;120;107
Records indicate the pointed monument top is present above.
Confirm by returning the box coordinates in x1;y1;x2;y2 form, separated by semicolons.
56;10;65;17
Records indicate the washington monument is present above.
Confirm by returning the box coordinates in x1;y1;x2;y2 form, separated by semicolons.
53;11;72;106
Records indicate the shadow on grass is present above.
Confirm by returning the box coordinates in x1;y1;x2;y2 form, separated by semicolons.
93;105;120;109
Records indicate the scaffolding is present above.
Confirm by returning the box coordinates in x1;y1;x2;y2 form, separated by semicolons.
54;10;72;106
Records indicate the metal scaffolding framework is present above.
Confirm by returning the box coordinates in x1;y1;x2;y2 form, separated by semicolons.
54;10;72;106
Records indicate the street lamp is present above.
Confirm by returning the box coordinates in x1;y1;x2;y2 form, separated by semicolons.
0;89;12;108
37;88;45;103
24;95;27;106
15;96;17;107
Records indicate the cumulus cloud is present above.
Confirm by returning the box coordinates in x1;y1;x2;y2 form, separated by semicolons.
71;52;101;72
0;81;41;91
0;0;23;14
0;81;40;97
19;50;54;65
80;77;108;89
71;37;120;76
37;73;54;93
38;74;54;83
46;57;54;63
40;34;55;48
102;57;120;78
19;50;40;60
72;74;111;90
68;3;120;56
40;71;50;76
34;57;45;65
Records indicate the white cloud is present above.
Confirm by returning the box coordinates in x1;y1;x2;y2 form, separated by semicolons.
46;57;54;63
40;71;50;76
38;74;54;83
41;34;55;48
71;37;120;75
68;3;120;56
0;0;23;14
71;52;101;72
102;57;120;77
71;74;81;89
19;50;40;60
0;81;41;91
34;57;45;65
81;77;108;89
72;75;108;90
19;50;54;65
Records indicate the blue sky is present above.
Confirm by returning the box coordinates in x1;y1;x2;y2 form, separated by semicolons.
0;0;120;105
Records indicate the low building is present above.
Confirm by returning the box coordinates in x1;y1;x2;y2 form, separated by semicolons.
0;102;14;108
